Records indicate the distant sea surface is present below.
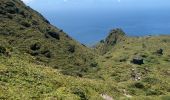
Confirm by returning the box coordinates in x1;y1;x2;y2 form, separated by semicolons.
27;0;170;45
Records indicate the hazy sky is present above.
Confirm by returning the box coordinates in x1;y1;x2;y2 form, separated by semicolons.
22;0;170;12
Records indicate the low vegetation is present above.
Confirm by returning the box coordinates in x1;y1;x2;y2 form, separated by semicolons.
0;0;170;99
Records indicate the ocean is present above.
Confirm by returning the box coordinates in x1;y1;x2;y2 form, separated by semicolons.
27;0;170;45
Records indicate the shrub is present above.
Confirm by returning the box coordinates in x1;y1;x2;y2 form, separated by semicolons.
156;48;163;55
59;29;63;32
30;43;41;51
7;14;13;19
142;77;160;85
18;9;30;18
68;45;75;53
30;51;39;56
46;31;60;40
90;62;98;67
32;20;39;25
119;55;129;62
146;89;163;96
100;40;104;43
0;7;6;14
133;82;144;89
71;87;88;100
20;20;31;27
5;2;19;14
0;46;6;54
41;50;52;58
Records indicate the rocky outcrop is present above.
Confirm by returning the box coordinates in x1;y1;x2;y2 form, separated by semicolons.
105;28;125;46
131;56;144;65
96;28;126;54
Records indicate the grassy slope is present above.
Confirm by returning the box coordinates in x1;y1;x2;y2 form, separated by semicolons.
0;0;97;77
0;54;120;100
0;0;170;100
91;35;170;99
0;52;169;100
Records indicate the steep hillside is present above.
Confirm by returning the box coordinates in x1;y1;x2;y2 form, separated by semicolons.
0;0;98;76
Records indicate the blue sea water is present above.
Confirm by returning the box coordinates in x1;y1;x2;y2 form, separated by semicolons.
26;0;170;45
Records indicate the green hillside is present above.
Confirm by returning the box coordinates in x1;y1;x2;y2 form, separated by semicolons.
0;0;170;100
0;0;98;77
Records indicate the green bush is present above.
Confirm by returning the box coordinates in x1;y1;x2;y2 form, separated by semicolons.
68;45;75;53
133;82;145;89
20;20;31;27
142;77;160;85
46;31;60;40
71;87;88;100
0;46;6;54
146;89;163;96
90;62;98;67
30;43;41;51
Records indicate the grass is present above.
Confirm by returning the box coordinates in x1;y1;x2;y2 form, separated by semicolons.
0;0;98;77
0;54;120;100
0;0;170;99
90;35;170;99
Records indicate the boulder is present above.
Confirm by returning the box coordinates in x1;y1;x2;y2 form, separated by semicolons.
132;56;144;65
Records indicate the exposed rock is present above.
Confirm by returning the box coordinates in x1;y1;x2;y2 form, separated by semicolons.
123;89;132;98
101;94;113;100
131;69;141;81
132;56;144;65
